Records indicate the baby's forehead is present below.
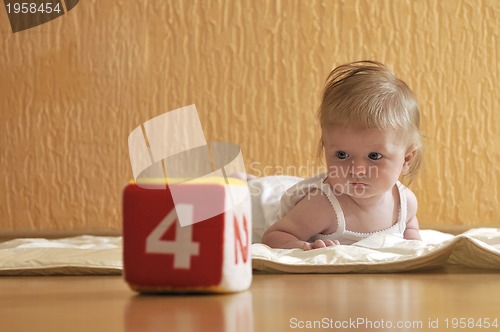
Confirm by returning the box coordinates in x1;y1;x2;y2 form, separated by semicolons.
322;124;395;136
322;125;407;147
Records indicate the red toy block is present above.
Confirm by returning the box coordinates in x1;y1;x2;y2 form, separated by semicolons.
123;179;252;293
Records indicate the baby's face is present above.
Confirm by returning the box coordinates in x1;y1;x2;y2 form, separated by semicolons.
322;124;409;198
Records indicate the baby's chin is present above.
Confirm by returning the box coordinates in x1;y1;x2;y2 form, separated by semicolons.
327;181;375;198
343;186;372;198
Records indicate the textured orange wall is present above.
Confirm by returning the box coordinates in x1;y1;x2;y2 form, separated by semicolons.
0;0;498;233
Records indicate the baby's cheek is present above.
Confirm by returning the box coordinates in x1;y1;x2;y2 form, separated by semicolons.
326;178;349;194
376;168;401;186
366;165;380;178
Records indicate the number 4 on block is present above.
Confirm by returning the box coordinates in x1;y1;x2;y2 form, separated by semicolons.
146;205;200;269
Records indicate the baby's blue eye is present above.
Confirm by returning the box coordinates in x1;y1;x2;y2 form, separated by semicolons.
368;152;382;160
336;151;349;159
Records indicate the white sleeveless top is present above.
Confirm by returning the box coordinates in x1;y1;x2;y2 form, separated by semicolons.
278;173;408;245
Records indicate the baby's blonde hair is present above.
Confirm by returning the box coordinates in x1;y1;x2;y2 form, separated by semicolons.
318;61;422;181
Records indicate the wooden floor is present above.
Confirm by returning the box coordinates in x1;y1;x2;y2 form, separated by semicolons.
1;267;499;332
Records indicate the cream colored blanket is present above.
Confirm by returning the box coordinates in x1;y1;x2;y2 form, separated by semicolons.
0;236;123;275
252;228;500;273
0;229;499;275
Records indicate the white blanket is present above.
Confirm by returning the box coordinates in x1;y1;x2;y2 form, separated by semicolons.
0;236;123;275
252;228;500;273
0;229;499;275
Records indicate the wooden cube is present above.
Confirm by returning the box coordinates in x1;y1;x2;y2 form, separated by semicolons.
123;178;252;293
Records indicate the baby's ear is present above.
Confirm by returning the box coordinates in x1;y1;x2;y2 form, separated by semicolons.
402;149;416;174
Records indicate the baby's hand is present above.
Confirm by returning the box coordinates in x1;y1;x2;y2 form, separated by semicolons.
302;239;340;250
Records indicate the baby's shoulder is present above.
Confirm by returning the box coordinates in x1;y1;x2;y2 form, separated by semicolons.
287;188;338;226
403;186;418;221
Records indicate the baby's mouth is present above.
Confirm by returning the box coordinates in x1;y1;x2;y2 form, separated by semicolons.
349;181;368;186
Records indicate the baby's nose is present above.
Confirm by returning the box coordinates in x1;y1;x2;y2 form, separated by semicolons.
350;160;368;177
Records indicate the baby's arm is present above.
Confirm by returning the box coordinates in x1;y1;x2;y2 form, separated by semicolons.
262;190;338;250
403;188;422;240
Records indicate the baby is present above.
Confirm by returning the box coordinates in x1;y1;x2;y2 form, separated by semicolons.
262;61;423;250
